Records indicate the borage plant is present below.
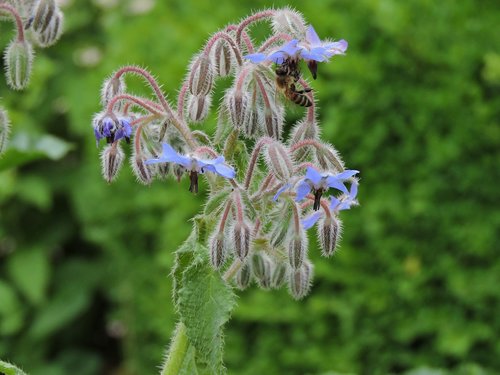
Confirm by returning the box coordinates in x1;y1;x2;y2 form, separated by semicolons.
93;8;359;374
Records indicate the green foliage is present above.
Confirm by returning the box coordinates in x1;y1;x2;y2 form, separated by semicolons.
0;0;499;374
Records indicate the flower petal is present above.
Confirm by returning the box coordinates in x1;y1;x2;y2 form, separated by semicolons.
325;176;348;194
295;180;312;201
244;53;267;63
145;143;191;167
306;25;322;46
273;182;291;201
305;167;323;185
212;163;236;179
302;211;322;230
335;169;359;180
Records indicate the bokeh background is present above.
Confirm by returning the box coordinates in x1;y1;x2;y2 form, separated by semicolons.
1;0;499;374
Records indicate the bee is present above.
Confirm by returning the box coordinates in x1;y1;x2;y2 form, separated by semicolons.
275;59;313;107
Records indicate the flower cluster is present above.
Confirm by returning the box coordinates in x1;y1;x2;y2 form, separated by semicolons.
92;8;359;299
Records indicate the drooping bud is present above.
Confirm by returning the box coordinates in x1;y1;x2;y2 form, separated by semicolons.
271;7;306;36
271;261;287;289
35;8;63;47
131;151;154;185
251;253;272;289
209;232;226;269
261;103;284;140
213;40;233;77
188;54;213;96
288;261;314;300
316;142;345;172
31;0;56;34
265;141;294;182
225;88;248;129
289;118;318;162
244;104;259;138
187;94;212;123
101;74;126;107
4;39;34;90
317;216;342;257
0;108;10;156
234;261;251;290
233;222;251;260
101;144;124;183
287;228;308;269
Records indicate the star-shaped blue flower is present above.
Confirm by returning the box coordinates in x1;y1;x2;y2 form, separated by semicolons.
244;39;301;64
145;143;236;193
94;116;132;145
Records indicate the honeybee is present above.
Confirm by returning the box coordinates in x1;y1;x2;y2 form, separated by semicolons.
275;59;313;107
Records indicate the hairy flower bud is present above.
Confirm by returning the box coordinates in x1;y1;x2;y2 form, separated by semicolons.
101;144;124;183
209;232;226;269
131;152;154;185
225;88;248;129
31;0;56;34
188;54;213;96
265;141;294;182
318;216;342;257
289;118;318;162
187;94;211;123
251;253;272;289
244;104;259;137
4;39;33;90
0;108;10;156
35;8;63;47
261;104;284;140
288;261;313;300
287;228;308;269
101;74;126;107
213;40;233;77
316;142;345;172
233;222;251;260
235;261;251;290
271;261;287;289
272;8;306;36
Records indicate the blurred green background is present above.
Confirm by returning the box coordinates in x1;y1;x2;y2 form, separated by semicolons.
1;0;499;374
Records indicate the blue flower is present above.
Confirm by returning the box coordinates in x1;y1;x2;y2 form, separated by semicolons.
295;167;358;210
244;39;301;64
145;143;236;193
94;116;132;145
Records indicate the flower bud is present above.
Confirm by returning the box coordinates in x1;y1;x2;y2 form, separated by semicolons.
272;8;306;36
188;54;213;96
233;222;251;260
4;39;34;90
261;103;284;140
35;8;63;47
187;94;211;123
244;104;259;138
235;261;251;290
131;152;154;185
209;232;226;269
101;144;124;183
289;118;318;162
0;107;10;156
213;40;233;77
317;216;342;257
287;228;308;269
251;253;272;289
288;261;313;300
101;74;126;107
225;88;248;129
271;261;287;289
316;142;345;172
31;0;56;34
265;141;294;182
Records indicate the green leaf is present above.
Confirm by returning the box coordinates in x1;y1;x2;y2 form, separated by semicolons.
7;247;50;305
0;132;73;171
0;360;28;375
0;280;25;335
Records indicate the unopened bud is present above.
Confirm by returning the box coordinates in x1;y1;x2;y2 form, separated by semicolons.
261;104;284;139
225;88;248;129
233;222;251;260
32;0;56;33
265;141;294;182
288;261;313;300
35;8;63;47
213;40;233;77
287;229;308;269
235;261;251;290
209;232;226;269
251;253;272;289
272;8;306;36
318;216;342;257
316;142;344;172
244;105;259;137
187;94;211;123
5;39;34;90
188;54;213;96
271;262;287;289
101;144;124;183
0;108;10;156
289;119;318;162
101;74;126;107
131;152;154;185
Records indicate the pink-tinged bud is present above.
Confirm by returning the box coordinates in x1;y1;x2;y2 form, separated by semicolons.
289;119;318;162
317;216;342;257
213;40;233;77
261;104;284;140
0;107;10;156
209;232;226;269
244;105;259;137
287;228;308;269
131;152;154;185
271;262;287;289
316;142;345;172
4;39;34;90
188;54;213;96
271;8;306;36
225;88;248;129
35;8;63;47
235;261;251;290
31;0;56;34
288;261;313;300
265;141;294;182
233;222;251;260
101;144;124;183
101;74;126;107
251;253;272;289
187;94;212;123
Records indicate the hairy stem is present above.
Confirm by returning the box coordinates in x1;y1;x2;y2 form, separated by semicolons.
0;4;25;42
160;322;190;375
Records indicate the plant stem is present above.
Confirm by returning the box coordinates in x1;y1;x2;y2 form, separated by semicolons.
160;322;190;375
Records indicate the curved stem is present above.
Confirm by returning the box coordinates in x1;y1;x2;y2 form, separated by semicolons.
244;137;273;189
107;94;164;115
236;10;275;47
203;31;243;65
160;322;190;375
226;24;254;52
258;33;292;52
0;4;24;42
